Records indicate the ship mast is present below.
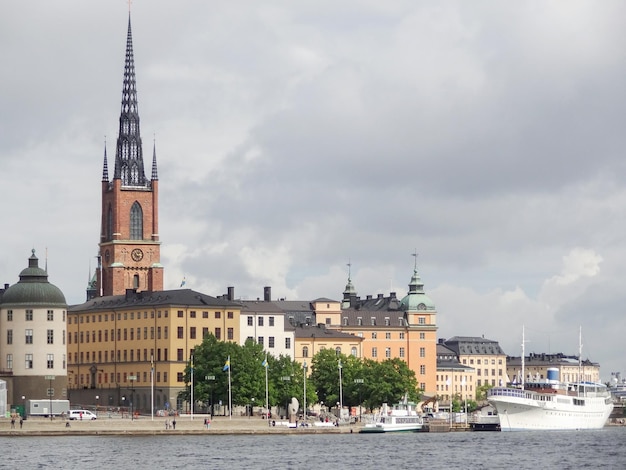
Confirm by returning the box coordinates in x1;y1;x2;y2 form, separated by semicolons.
521;325;525;390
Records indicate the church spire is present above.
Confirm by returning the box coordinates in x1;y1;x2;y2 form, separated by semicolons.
151;137;158;181
102;137;109;182
113;14;147;187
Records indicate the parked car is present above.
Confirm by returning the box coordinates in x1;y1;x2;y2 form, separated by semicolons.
68;410;97;420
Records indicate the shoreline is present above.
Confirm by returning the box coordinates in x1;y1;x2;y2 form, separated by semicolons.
0;415;355;437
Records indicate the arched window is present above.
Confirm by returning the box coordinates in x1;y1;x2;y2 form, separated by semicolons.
130;202;143;239
302;346;309;358
106;205;113;241
133;274;140;289
351;347;357;357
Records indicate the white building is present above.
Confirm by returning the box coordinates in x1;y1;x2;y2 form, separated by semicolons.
0;250;68;409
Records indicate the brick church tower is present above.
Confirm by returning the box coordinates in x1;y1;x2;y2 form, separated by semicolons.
95;15;163;297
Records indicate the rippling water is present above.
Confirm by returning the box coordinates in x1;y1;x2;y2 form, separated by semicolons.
3;427;625;469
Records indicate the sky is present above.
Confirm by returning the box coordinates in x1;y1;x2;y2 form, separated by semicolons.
1;1;625;381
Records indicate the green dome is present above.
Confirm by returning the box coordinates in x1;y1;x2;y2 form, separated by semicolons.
399;269;436;311
1;250;67;307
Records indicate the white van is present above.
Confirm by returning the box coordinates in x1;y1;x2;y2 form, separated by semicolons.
68;410;97;420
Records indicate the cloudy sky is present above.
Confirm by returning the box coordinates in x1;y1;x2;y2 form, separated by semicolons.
2;1;625;380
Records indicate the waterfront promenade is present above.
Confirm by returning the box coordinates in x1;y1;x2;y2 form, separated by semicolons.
0;414;353;436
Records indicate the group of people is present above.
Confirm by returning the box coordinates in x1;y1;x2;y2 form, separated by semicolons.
164;418;177;430
10;416;23;429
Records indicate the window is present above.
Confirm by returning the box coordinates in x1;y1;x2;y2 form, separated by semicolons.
351;347;357;357
257;336;264;346
150;327;155;339
385;347;391;358
177;372;184;382
6;354;13;369
385;317;390;326
190;327;196;339
47;310;54;321
25;329;33;344
399;332;405;340
302;346;309;358
343;317;348;326
420;332;425;340
269;316;274;327
247;316;253;326
25;354;33;369
420;365;426;375
258;317;264;327
177;349;184;361
190;311;196;318
325;318;331;325
26;310;33;321
399;347;405;358
269;337;275;348
227;328;234;340
177;327;184;339
285;337;291;349
7;330;12;345
130;201;143;239
164;326;168;339
47;329;54;344
7;310;12;321
178;310;184;318
47;354;54;369
357;318;362;326
370;317;376;326
372;347;377;358
385;332;391;339
157;327;161;340
418;317;426;325
419;347;425;358
214;328;221;340
227;312;234;319
371;332;377;339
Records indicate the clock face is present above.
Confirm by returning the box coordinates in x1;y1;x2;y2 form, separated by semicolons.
131;248;144;262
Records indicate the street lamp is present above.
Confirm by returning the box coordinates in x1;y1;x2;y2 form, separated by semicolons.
21;396;25;419
250;397;255;418
354;378;364;422
205;375;215;418
281;376;291;419
45;375;55;421
95;395;99;416
303;361;307;422
128;375;137;421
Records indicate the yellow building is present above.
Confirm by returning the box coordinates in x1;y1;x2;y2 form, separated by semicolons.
318;268;438;397
506;353;600;384
67;289;240;413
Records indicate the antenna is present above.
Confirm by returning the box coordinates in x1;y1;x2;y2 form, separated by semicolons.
412;249;418;271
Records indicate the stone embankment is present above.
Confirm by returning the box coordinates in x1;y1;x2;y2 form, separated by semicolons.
0;415;356;436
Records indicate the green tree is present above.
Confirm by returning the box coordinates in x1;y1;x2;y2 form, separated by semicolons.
309;348;347;407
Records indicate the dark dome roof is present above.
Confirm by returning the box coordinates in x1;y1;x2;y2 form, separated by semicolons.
1;250;67;307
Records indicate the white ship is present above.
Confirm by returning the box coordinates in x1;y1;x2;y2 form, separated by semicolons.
360;401;423;433
487;327;613;431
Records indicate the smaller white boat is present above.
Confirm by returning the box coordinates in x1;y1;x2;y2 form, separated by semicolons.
360;401;423;433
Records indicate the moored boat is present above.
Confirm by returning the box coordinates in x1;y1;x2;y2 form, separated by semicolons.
487;328;613;431
360;401;423;433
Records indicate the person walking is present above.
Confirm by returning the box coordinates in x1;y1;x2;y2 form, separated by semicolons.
19;417;23;429
10;417;15;429
172;418;176;430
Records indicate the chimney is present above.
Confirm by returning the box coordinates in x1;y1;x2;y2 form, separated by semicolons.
377;293;383;299
366;295;372;300
390;292;396;299
264;286;271;302
227;286;234;301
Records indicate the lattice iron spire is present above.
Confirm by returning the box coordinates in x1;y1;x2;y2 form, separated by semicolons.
113;14;147;187
102;137;109;182
151;136;158;181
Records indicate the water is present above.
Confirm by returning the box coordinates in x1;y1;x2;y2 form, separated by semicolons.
2;427;625;469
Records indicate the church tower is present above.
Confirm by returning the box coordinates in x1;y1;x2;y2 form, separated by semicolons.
96;15;163;297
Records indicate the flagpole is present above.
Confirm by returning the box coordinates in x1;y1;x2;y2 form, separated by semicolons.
190;354;194;421
150;354;154;421
338;359;343;420
264;355;269;424
228;364;232;420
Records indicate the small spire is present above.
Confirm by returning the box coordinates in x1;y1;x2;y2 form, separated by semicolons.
151;136;158;181
102;136;109;182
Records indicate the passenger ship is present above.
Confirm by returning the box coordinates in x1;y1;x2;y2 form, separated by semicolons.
487;328;613;431
360;401;423;433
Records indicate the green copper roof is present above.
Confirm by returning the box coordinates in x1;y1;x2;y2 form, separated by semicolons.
1;250;67;307
399;269;436;311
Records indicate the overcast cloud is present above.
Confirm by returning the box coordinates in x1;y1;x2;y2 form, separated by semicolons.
2;1;625;380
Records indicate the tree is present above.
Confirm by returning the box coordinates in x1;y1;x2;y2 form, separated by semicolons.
309;348;348;408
